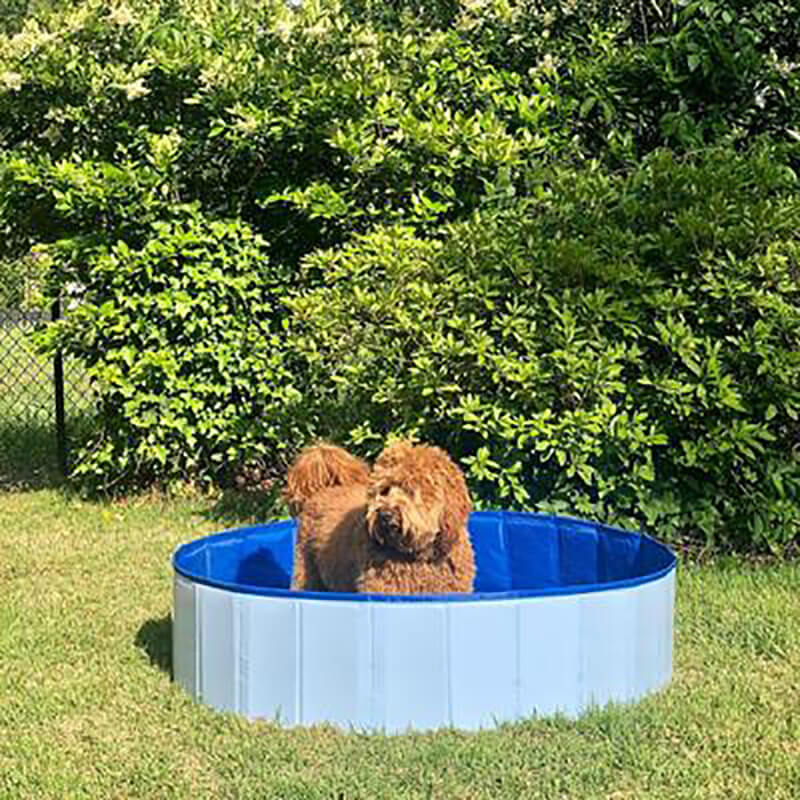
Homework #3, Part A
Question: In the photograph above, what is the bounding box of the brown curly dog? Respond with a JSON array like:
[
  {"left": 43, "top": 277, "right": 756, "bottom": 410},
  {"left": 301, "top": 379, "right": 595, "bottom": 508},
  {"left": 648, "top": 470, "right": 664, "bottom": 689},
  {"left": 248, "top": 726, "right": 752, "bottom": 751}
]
[{"left": 284, "top": 441, "right": 475, "bottom": 594}]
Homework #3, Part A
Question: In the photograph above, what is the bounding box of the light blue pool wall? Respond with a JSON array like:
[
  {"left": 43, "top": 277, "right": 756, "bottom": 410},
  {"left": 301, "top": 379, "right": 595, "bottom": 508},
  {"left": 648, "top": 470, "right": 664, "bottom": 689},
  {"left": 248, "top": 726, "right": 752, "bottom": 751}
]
[{"left": 172, "top": 511, "right": 676, "bottom": 732}]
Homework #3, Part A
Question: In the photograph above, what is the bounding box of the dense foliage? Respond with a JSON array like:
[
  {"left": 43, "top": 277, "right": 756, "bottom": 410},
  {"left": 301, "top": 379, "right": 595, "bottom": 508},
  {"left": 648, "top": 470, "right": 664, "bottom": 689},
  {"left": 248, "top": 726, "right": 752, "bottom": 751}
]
[
  {"left": 1, "top": 0, "right": 798, "bottom": 550},
  {"left": 36, "top": 210, "right": 302, "bottom": 488},
  {"left": 289, "top": 147, "right": 800, "bottom": 549}
]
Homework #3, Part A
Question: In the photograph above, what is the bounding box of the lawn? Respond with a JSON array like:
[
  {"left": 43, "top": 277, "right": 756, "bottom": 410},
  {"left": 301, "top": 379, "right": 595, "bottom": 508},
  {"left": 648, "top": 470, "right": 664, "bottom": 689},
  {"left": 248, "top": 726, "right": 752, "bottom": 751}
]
[
  {"left": 0, "top": 487, "right": 798, "bottom": 799},
  {"left": 0, "top": 315, "right": 93, "bottom": 490}
]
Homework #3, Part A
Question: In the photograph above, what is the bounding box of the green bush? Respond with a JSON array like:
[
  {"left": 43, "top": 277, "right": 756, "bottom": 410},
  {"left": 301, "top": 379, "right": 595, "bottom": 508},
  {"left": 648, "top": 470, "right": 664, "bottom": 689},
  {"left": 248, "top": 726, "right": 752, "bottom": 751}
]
[
  {"left": 2, "top": 1, "right": 800, "bottom": 551},
  {"left": 0, "top": 0, "right": 568, "bottom": 267},
  {"left": 286, "top": 145, "right": 800, "bottom": 552},
  {"left": 454, "top": 0, "right": 800, "bottom": 160},
  {"left": 37, "top": 210, "right": 303, "bottom": 490},
  {"left": 4, "top": 1, "right": 800, "bottom": 267},
  {"left": 0, "top": 253, "right": 46, "bottom": 309}
]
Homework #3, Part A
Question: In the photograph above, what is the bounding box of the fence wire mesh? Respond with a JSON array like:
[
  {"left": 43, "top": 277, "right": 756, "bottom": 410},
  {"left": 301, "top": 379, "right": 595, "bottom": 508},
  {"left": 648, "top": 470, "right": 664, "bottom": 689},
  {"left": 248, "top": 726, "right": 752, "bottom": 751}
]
[
  {"left": 0, "top": 302, "right": 93, "bottom": 487},
  {"left": 0, "top": 308, "right": 53, "bottom": 424}
]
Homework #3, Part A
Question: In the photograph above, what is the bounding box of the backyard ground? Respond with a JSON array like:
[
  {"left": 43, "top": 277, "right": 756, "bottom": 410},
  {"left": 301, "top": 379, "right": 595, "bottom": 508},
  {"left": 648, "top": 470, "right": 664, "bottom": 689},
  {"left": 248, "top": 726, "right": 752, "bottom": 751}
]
[
  {"left": 0, "top": 486, "right": 798, "bottom": 799},
  {"left": 0, "top": 310, "right": 91, "bottom": 491}
]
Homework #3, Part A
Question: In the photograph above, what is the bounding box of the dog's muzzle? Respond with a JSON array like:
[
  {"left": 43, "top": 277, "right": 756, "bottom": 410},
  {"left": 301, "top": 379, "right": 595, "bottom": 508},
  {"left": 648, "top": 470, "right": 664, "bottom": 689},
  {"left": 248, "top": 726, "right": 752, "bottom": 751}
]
[
  {"left": 374, "top": 508, "right": 415, "bottom": 553},
  {"left": 377, "top": 510, "right": 395, "bottom": 527}
]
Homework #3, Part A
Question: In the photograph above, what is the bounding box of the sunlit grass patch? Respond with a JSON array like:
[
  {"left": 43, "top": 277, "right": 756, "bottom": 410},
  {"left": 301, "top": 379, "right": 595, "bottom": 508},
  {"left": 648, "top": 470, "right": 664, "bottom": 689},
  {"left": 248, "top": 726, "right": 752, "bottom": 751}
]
[{"left": 0, "top": 489, "right": 798, "bottom": 799}]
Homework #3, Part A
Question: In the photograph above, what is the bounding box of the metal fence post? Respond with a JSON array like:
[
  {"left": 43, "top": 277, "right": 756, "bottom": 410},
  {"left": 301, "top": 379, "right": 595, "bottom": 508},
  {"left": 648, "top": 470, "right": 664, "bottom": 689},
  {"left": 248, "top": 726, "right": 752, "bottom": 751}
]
[{"left": 52, "top": 299, "right": 67, "bottom": 476}]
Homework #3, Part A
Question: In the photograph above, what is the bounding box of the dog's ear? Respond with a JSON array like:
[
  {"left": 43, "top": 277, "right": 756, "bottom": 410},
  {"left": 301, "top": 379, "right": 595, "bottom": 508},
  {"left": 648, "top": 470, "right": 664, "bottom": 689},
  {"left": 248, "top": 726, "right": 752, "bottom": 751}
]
[
  {"left": 426, "top": 449, "right": 473, "bottom": 560},
  {"left": 365, "top": 507, "right": 388, "bottom": 549},
  {"left": 434, "top": 491, "right": 471, "bottom": 560}
]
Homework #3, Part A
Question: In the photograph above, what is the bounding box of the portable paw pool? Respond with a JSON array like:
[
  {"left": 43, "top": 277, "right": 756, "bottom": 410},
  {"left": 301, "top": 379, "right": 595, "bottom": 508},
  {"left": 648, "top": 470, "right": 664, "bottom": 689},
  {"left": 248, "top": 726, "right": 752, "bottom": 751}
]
[{"left": 172, "top": 511, "right": 676, "bottom": 732}]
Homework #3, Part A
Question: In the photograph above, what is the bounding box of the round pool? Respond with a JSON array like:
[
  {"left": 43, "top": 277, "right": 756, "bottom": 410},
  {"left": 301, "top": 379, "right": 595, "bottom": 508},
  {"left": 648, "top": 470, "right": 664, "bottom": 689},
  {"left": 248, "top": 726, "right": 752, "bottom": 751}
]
[{"left": 172, "top": 511, "right": 676, "bottom": 732}]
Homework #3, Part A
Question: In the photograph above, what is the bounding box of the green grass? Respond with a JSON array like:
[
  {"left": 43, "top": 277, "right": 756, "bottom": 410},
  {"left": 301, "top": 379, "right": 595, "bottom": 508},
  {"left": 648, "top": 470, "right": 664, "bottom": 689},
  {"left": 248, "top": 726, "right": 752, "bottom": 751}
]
[
  {"left": 1, "top": 489, "right": 798, "bottom": 800},
  {"left": 0, "top": 419, "right": 60, "bottom": 489},
  {"left": 0, "top": 316, "right": 94, "bottom": 488}
]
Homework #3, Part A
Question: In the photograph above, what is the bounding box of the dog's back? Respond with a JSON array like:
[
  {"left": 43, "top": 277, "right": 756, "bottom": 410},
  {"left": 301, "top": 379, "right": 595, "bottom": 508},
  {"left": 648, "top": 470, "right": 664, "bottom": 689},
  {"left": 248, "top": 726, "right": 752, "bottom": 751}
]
[{"left": 284, "top": 442, "right": 369, "bottom": 517}]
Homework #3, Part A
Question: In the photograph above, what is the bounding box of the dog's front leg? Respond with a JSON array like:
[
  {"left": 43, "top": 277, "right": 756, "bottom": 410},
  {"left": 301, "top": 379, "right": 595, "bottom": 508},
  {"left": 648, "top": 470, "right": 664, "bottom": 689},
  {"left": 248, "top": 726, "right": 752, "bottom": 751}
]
[{"left": 291, "top": 543, "right": 326, "bottom": 591}]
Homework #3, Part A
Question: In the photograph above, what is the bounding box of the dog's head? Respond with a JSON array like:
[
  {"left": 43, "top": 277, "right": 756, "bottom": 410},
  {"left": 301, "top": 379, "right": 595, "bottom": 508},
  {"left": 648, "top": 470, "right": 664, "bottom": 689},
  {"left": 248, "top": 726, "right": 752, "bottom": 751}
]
[{"left": 365, "top": 441, "right": 472, "bottom": 560}]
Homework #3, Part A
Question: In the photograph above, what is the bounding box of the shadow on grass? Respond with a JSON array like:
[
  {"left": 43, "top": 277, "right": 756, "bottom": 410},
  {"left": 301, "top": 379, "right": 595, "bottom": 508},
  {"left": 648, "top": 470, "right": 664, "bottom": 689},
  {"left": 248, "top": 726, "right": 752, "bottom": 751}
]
[
  {"left": 0, "top": 418, "right": 63, "bottom": 491},
  {"left": 135, "top": 614, "right": 173, "bottom": 677},
  {"left": 201, "top": 482, "right": 286, "bottom": 528}
]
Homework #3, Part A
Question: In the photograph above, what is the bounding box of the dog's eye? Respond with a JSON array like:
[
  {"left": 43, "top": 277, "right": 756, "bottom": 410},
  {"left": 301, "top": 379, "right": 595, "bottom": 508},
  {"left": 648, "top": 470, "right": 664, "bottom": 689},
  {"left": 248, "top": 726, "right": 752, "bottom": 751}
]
[{"left": 379, "top": 486, "right": 390, "bottom": 496}]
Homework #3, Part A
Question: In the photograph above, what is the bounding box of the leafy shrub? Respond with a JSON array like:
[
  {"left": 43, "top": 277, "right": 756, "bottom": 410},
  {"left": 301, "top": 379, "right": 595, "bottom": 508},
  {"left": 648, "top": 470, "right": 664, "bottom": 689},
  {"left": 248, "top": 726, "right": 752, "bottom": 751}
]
[
  {"left": 4, "top": 0, "right": 800, "bottom": 269},
  {"left": 0, "top": 0, "right": 568, "bottom": 268},
  {"left": 2, "top": 1, "right": 799, "bottom": 552},
  {"left": 0, "top": 252, "right": 46, "bottom": 310},
  {"left": 286, "top": 144, "right": 800, "bottom": 551},
  {"left": 37, "top": 210, "right": 303, "bottom": 490},
  {"left": 454, "top": 0, "right": 800, "bottom": 160}
]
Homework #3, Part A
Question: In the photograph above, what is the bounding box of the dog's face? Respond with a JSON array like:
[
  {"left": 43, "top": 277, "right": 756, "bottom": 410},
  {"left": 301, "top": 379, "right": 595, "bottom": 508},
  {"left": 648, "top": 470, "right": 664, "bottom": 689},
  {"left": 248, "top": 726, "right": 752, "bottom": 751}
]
[
  {"left": 367, "top": 476, "right": 445, "bottom": 557},
  {"left": 365, "top": 442, "right": 471, "bottom": 560}
]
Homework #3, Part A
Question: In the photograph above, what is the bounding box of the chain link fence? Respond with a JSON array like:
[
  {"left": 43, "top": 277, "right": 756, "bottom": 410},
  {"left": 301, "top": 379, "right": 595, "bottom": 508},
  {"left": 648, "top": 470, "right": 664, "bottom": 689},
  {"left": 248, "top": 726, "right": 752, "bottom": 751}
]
[{"left": 0, "top": 291, "right": 94, "bottom": 488}]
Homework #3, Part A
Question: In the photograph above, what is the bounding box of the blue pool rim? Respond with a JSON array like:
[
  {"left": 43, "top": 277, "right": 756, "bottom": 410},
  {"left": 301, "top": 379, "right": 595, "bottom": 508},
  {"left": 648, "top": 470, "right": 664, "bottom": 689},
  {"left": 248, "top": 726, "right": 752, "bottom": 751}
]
[{"left": 172, "top": 510, "right": 677, "bottom": 603}]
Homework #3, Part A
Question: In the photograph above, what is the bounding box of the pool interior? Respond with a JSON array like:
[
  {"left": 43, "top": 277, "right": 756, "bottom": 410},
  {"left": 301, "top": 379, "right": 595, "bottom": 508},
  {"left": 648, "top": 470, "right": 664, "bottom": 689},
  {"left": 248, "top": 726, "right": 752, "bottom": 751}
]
[{"left": 174, "top": 511, "right": 676, "bottom": 598}]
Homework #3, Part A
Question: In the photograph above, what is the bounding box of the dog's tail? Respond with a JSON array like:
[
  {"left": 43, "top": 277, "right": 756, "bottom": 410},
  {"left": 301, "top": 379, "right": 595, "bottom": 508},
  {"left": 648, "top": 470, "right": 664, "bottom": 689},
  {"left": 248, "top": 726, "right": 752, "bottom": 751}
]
[{"left": 284, "top": 442, "right": 370, "bottom": 516}]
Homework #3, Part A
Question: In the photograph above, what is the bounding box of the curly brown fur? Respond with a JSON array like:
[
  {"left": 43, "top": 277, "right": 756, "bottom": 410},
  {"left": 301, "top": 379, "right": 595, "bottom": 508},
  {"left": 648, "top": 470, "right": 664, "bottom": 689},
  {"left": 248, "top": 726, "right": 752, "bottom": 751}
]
[
  {"left": 283, "top": 442, "right": 370, "bottom": 517},
  {"left": 290, "top": 441, "right": 475, "bottom": 595}
]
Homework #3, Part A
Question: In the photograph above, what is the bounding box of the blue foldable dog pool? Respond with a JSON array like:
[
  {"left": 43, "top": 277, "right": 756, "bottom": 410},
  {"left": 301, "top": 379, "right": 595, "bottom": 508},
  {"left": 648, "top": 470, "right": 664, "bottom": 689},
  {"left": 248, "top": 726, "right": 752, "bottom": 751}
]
[{"left": 172, "top": 511, "right": 676, "bottom": 732}]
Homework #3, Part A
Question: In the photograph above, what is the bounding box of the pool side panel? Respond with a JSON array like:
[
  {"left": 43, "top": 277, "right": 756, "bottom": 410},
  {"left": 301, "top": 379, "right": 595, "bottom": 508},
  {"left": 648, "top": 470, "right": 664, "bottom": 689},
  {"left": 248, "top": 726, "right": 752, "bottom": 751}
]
[
  {"left": 579, "top": 584, "right": 636, "bottom": 709},
  {"left": 448, "top": 600, "right": 518, "bottom": 730},
  {"left": 518, "top": 593, "right": 583, "bottom": 718},
  {"left": 298, "top": 599, "right": 373, "bottom": 728},
  {"left": 171, "top": 514, "right": 676, "bottom": 732},
  {"left": 635, "top": 568, "right": 671, "bottom": 699},
  {"left": 172, "top": 575, "right": 197, "bottom": 696},
  {"left": 240, "top": 596, "right": 299, "bottom": 724},
  {"left": 662, "top": 569, "right": 676, "bottom": 689},
  {"left": 371, "top": 603, "right": 450, "bottom": 733},
  {"left": 199, "top": 585, "right": 236, "bottom": 712}
]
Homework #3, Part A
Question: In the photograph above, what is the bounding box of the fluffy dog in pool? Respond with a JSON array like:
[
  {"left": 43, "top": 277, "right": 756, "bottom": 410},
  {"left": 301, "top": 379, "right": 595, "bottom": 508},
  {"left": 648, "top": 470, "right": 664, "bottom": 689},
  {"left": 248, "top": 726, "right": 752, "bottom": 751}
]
[{"left": 284, "top": 441, "right": 475, "bottom": 594}]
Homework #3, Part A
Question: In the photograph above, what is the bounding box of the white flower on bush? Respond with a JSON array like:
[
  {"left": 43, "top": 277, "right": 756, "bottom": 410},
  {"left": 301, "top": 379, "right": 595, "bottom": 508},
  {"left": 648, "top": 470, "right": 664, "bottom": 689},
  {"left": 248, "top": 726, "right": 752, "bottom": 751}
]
[
  {"left": 43, "top": 124, "right": 61, "bottom": 145},
  {"left": 354, "top": 29, "right": 378, "bottom": 48},
  {"left": 232, "top": 109, "right": 260, "bottom": 136},
  {"left": 306, "top": 19, "right": 333, "bottom": 39},
  {"left": 65, "top": 281, "right": 84, "bottom": 312},
  {"left": 124, "top": 77, "right": 150, "bottom": 101},
  {"left": 535, "top": 54, "right": 557, "bottom": 75},
  {"left": 108, "top": 3, "right": 136, "bottom": 26},
  {"left": 147, "top": 131, "right": 182, "bottom": 171},
  {"left": 458, "top": 0, "right": 514, "bottom": 29},
  {"left": 273, "top": 19, "right": 295, "bottom": 41},
  {"left": 1, "top": 71, "right": 23, "bottom": 92},
  {"left": 461, "top": 0, "right": 492, "bottom": 13},
  {"left": 767, "top": 48, "right": 796, "bottom": 78},
  {"left": 5, "top": 22, "right": 57, "bottom": 62}
]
